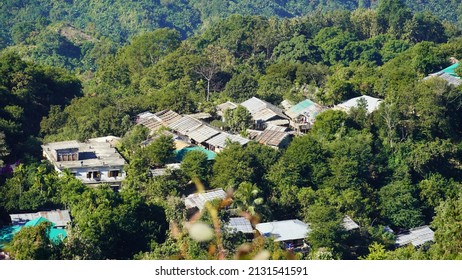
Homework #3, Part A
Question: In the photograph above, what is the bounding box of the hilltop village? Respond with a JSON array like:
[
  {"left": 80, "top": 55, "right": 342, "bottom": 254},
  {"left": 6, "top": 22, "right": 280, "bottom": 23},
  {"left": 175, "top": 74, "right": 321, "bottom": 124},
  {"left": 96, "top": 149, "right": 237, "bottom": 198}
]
[{"left": 2, "top": 1, "right": 462, "bottom": 260}]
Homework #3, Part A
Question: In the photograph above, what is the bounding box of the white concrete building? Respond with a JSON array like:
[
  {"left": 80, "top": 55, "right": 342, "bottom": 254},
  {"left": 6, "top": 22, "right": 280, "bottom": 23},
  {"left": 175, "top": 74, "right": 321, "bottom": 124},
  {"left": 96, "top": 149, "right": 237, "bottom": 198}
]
[{"left": 42, "top": 136, "right": 126, "bottom": 187}]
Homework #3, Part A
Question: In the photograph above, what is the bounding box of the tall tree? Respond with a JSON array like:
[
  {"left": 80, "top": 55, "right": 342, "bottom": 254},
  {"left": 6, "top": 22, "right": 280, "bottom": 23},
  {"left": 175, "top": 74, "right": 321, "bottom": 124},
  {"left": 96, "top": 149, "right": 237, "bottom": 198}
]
[
  {"left": 194, "top": 45, "right": 233, "bottom": 101},
  {"left": 224, "top": 105, "right": 252, "bottom": 134},
  {"left": 232, "top": 181, "right": 264, "bottom": 216},
  {"left": 379, "top": 180, "right": 424, "bottom": 228},
  {"left": 181, "top": 150, "right": 210, "bottom": 182},
  {"left": 377, "top": 0, "right": 412, "bottom": 37},
  {"left": 145, "top": 135, "right": 175, "bottom": 167},
  {"left": 0, "top": 131, "right": 9, "bottom": 165},
  {"left": 7, "top": 222, "right": 58, "bottom": 260},
  {"left": 430, "top": 194, "right": 462, "bottom": 259}
]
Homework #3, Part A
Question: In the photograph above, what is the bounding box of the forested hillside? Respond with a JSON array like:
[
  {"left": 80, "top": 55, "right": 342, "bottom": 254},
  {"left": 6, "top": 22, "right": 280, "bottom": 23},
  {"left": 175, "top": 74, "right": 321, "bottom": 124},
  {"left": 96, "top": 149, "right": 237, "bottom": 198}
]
[
  {"left": 1, "top": 0, "right": 462, "bottom": 71},
  {"left": 2, "top": 0, "right": 462, "bottom": 260}
]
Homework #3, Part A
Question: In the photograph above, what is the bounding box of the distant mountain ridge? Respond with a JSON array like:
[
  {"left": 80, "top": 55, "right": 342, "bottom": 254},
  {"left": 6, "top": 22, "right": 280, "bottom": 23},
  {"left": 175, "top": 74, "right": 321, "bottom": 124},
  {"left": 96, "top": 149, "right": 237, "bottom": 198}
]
[{"left": 1, "top": 0, "right": 461, "bottom": 48}]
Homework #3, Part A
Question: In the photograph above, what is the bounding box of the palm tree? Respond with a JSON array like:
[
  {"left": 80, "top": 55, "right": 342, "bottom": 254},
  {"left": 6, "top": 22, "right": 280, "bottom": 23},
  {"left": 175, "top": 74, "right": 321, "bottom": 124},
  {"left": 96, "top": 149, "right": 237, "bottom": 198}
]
[{"left": 232, "top": 182, "right": 263, "bottom": 216}]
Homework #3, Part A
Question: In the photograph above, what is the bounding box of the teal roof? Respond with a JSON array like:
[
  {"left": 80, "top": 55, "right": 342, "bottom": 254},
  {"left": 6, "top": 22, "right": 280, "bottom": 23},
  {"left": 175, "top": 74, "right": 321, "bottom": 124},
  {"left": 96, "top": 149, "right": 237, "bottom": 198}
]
[
  {"left": 49, "top": 228, "right": 67, "bottom": 244},
  {"left": 289, "top": 99, "right": 316, "bottom": 115},
  {"left": 0, "top": 225, "right": 21, "bottom": 249},
  {"left": 286, "top": 99, "right": 325, "bottom": 120},
  {"left": 0, "top": 217, "right": 67, "bottom": 249},
  {"left": 175, "top": 146, "right": 217, "bottom": 161},
  {"left": 441, "top": 62, "right": 460, "bottom": 77}
]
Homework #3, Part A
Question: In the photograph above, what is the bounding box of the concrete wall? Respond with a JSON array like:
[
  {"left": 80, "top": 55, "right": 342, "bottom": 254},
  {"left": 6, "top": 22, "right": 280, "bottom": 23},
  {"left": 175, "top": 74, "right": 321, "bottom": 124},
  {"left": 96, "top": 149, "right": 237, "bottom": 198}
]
[{"left": 63, "top": 166, "right": 126, "bottom": 186}]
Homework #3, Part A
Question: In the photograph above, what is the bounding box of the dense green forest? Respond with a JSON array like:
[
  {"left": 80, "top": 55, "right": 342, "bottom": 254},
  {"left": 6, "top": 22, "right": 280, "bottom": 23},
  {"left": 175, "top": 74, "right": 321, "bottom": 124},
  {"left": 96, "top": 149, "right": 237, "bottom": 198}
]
[
  {"left": 2, "top": 0, "right": 462, "bottom": 260},
  {"left": 1, "top": 0, "right": 462, "bottom": 71}
]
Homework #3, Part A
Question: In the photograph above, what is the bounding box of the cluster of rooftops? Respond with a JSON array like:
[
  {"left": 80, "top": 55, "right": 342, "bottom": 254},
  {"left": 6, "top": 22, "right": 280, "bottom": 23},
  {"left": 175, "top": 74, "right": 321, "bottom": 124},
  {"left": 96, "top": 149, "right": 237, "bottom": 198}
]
[
  {"left": 39, "top": 94, "right": 383, "bottom": 187},
  {"left": 137, "top": 95, "right": 384, "bottom": 151},
  {"left": 0, "top": 191, "right": 435, "bottom": 252},
  {"left": 38, "top": 59, "right": 461, "bottom": 189},
  {"left": 33, "top": 91, "right": 446, "bottom": 253},
  {"left": 1, "top": 187, "right": 431, "bottom": 253},
  {"left": 184, "top": 188, "right": 434, "bottom": 251},
  {"left": 3, "top": 61, "right": 460, "bottom": 257}
]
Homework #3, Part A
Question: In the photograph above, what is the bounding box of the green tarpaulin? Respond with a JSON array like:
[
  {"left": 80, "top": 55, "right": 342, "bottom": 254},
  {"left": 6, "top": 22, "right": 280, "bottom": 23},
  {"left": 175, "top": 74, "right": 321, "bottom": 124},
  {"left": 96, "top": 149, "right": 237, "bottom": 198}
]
[
  {"left": 0, "top": 217, "right": 67, "bottom": 249},
  {"left": 175, "top": 146, "right": 217, "bottom": 161},
  {"left": 441, "top": 62, "right": 460, "bottom": 77}
]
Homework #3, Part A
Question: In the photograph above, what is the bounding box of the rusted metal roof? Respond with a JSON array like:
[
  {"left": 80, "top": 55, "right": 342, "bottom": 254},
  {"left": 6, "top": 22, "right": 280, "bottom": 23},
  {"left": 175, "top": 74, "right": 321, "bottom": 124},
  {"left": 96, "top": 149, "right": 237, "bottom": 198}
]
[
  {"left": 137, "top": 110, "right": 181, "bottom": 134},
  {"left": 155, "top": 109, "right": 182, "bottom": 125},
  {"left": 10, "top": 210, "right": 71, "bottom": 228},
  {"left": 255, "top": 129, "right": 289, "bottom": 147},
  {"left": 138, "top": 117, "right": 163, "bottom": 133},
  {"left": 247, "top": 129, "right": 263, "bottom": 140}
]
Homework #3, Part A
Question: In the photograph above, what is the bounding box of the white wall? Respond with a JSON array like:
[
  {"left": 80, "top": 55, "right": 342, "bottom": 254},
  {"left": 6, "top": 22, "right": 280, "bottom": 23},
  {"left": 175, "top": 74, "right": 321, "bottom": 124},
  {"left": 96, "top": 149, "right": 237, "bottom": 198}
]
[{"left": 61, "top": 166, "right": 126, "bottom": 186}]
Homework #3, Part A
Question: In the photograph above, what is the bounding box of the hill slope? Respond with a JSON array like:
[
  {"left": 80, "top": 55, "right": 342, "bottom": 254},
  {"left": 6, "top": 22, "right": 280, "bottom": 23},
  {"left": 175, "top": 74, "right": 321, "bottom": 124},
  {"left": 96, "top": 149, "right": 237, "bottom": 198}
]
[{"left": 1, "top": 1, "right": 461, "bottom": 48}]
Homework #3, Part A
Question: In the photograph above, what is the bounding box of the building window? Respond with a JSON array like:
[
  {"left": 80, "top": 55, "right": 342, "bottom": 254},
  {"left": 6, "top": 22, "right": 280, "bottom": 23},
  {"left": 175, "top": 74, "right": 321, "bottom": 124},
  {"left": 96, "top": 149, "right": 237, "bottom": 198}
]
[
  {"left": 87, "top": 171, "right": 101, "bottom": 180},
  {"left": 109, "top": 170, "right": 120, "bottom": 177}
]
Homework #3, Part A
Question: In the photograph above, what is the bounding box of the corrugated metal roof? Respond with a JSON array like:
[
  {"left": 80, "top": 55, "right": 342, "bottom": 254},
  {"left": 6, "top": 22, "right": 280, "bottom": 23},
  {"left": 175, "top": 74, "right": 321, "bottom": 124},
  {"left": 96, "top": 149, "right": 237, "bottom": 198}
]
[
  {"left": 256, "top": 219, "right": 311, "bottom": 242},
  {"left": 265, "top": 119, "right": 290, "bottom": 127},
  {"left": 205, "top": 132, "right": 250, "bottom": 148},
  {"left": 216, "top": 101, "right": 238, "bottom": 115},
  {"left": 138, "top": 117, "right": 163, "bottom": 133},
  {"left": 184, "top": 188, "right": 227, "bottom": 210},
  {"left": 227, "top": 217, "right": 254, "bottom": 234},
  {"left": 336, "top": 95, "right": 383, "bottom": 114},
  {"left": 436, "top": 73, "right": 462, "bottom": 86},
  {"left": 266, "top": 124, "right": 289, "bottom": 132},
  {"left": 186, "top": 112, "right": 212, "bottom": 120},
  {"left": 342, "top": 215, "right": 360, "bottom": 231},
  {"left": 241, "top": 97, "right": 287, "bottom": 121},
  {"left": 155, "top": 110, "right": 182, "bottom": 125},
  {"left": 168, "top": 116, "right": 202, "bottom": 135},
  {"left": 252, "top": 108, "right": 280, "bottom": 122},
  {"left": 255, "top": 129, "right": 289, "bottom": 147},
  {"left": 247, "top": 129, "right": 263, "bottom": 140},
  {"left": 396, "top": 226, "right": 434, "bottom": 247},
  {"left": 281, "top": 99, "right": 294, "bottom": 110},
  {"left": 137, "top": 111, "right": 156, "bottom": 121},
  {"left": 241, "top": 97, "right": 272, "bottom": 114},
  {"left": 10, "top": 210, "right": 71, "bottom": 228},
  {"left": 138, "top": 110, "right": 181, "bottom": 134},
  {"left": 186, "top": 125, "right": 220, "bottom": 143}
]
